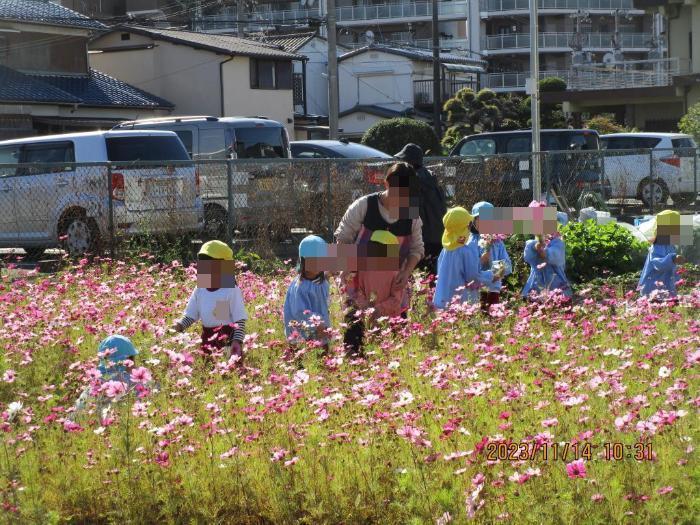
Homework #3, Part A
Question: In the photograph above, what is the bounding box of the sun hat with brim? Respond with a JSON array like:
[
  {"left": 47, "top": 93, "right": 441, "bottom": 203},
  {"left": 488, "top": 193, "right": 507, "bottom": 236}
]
[
  {"left": 370, "top": 230, "right": 399, "bottom": 245},
  {"left": 652, "top": 209, "right": 681, "bottom": 237},
  {"left": 471, "top": 201, "right": 494, "bottom": 218},
  {"left": 394, "top": 143, "right": 424, "bottom": 165},
  {"left": 442, "top": 207, "right": 474, "bottom": 251},
  {"left": 299, "top": 235, "right": 328, "bottom": 258},
  {"left": 198, "top": 240, "right": 233, "bottom": 260}
]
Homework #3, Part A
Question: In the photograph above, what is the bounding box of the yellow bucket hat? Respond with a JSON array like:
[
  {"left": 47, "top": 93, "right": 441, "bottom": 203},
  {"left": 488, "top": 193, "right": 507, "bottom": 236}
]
[
  {"left": 442, "top": 207, "right": 473, "bottom": 251},
  {"left": 198, "top": 240, "right": 233, "bottom": 260},
  {"left": 370, "top": 230, "right": 399, "bottom": 245},
  {"left": 653, "top": 209, "right": 681, "bottom": 237}
]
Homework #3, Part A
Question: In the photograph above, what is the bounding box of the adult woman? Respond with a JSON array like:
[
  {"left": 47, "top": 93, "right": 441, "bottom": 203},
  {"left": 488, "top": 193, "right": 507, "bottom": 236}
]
[{"left": 334, "top": 162, "right": 425, "bottom": 355}]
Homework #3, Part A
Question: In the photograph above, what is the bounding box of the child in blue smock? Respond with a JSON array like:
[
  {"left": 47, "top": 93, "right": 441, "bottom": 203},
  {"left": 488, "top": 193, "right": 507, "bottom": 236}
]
[
  {"left": 638, "top": 210, "right": 684, "bottom": 299},
  {"left": 522, "top": 209, "right": 572, "bottom": 300},
  {"left": 470, "top": 201, "right": 512, "bottom": 311},
  {"left": 283, "top": 235, "right": 331, "bottom": 355},
  {"left": 433, "top": 207, "right": 503, "bottom": 309}
]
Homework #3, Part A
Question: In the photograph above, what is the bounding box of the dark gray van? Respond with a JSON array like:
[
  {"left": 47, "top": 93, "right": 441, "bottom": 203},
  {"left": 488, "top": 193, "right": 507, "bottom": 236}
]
[{"left": 450, "top": 129, "right": 607, "bottom": 204}]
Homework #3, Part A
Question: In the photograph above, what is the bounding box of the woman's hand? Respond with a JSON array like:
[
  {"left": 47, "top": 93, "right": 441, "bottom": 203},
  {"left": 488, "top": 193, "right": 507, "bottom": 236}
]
[{"left": 480, "top": 251, "right": 491, "bottom": 265}]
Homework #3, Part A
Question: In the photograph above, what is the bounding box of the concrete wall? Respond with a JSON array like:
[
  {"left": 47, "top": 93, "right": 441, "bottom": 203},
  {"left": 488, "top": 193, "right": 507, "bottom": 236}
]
[
  {"left": 297, "top": 38, "right": 334, "bottom": 116},
  {"left": 221, "top": 57, "right": 294, "bottom": 135}
]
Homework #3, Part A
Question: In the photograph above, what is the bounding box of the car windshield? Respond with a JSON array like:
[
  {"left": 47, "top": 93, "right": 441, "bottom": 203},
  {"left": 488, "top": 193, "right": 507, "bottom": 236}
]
[
  {"left": 331, "top": 143, "right": 392, "bottom": 158},
  {"left": 234, "top": 127, "right": 287, "bottom": 159},
  {"left": 106, "top": 136, "right": 190, "bottom": 162}
]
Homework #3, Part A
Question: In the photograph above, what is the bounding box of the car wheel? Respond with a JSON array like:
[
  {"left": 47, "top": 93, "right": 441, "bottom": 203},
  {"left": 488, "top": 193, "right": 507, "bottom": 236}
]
[
  {"left": 59, "top": 211, "right": 101, "bottom": 257},
  {"left": 21, "top": 247, "right": 46, "bottom": 260},
  {"left": 638, "top": 178, "right": 669, "bottom": 208},
  {"left": 203, "top": 205, "right": 228, "bottom": 240}
]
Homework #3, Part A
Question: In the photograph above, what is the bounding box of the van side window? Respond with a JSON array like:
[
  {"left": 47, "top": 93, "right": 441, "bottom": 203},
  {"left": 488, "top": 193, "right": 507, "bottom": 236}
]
[
  {"left": 174, "top": 130, "right": 194, "bottom": 156},
  {"left": 459, "top": 139, "right": 495, "bottom": 156},
  {"left": 506, "top": 136, "right": 530, "bottom": 153},
  {"left": 19, "top": 142, "right": 75, "bottom": 174},
  {"left": 0, "top": 145, "right": 19, "bottom": 177}
]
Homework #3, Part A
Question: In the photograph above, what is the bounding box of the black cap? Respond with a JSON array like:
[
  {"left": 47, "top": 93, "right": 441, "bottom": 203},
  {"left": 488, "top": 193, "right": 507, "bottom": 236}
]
[{"left": 394, "top": 143, "right": 423, "bottom": 165}]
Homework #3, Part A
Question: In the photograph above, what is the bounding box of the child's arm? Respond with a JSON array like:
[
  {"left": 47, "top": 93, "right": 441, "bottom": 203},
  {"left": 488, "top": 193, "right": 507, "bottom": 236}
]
[
  {"left": 544, "top": 239, "right": 566, "bottom": 267},
  {"left": 227, "top": 288, "right": 248, "bottom": 358},
  {"left": 523, "top": 240, "right": 541, "bottom": 267},
  {"left": 649, "top": 247, "right": 678, "bottom": 272},
  {"left": 494, "top": 242, "right": 512, "bottom": 277},
  {"left": 173, "top": 289, "right": 199, "bottom": 331}
]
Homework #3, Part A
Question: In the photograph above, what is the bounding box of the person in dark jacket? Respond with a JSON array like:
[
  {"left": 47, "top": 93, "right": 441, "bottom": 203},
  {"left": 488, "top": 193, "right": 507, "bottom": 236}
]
[{"left": 395, "top": 143, "right": 447, "bottom": 278}]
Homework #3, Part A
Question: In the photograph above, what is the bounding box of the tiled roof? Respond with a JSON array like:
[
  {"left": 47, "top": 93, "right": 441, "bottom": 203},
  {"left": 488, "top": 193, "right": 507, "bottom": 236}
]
[
  {"left": 339, "top": 105, "right": 414, "bottom": 119},
  {"left": 120, "top": 26, "right": 303, "bottom": 60},
  {"left": 339, "top": 44, "right": 486, "bottom": 68},
  {"left": 0, "top": 0, "right": 105, "bottom": 30},
  {"left": 0, "top": 66, "right": 173, "bottom": 108},
  {"left": 252, "top": 32, "right": 316, "bottom": 53}
]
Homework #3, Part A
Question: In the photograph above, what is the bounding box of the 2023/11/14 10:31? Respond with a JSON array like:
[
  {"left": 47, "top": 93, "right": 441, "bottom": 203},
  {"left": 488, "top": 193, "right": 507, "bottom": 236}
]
[{"left": 485, "top": 442, "right": 654, "bottom": 462}]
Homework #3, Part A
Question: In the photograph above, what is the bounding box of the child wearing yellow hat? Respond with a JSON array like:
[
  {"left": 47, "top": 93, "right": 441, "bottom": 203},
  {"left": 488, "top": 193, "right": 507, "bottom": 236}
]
[
  {"left": 433, "top": 207, "right": 503, "bottom": 309},
  {"left": 344, "top": 230, "right": 404, "bottom": 356},
  {"left": 173, "top": 240, "right": 248, "bottom": 360},
  {"left": 638, "top": 210, "right": 684, "bottom": 298}
]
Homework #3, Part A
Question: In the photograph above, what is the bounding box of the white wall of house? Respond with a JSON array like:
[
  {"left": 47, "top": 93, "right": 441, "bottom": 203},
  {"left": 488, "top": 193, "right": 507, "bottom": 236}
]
[
  {"left": 338, "top": 111, "right": 387, "bottom": 137},
  {"left": 221, "top": 57, "right": 294, "bottom": 134},
  {"left": 338, "top": 50, "right": 417, "bottom": 114},
  {"left": 90, "top": 32, "right": 295, "bottom": 133}
]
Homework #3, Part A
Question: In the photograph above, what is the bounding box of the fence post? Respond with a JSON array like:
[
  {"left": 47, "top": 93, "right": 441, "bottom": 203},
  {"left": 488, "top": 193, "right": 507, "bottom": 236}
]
[
  {"left": 599, "top": 149, "right": 605, "bottom": 200},
  {"left": 107, "top": 163, "right": 115, "bottom": 259},
  {"left": 649, "top": 148, "right": 655, "bottom": 214},
  {"left": 695, "top": 147, "right": 698, "bottom": 207},
  {"left": 326, "top": 160, "right": 333, "bottom": 241},
  {"left": 542, "top": 151, "right": 550, "bottom": 202},
  {"left": 226, "top": 160, "right": 234, "bottom": 246}
]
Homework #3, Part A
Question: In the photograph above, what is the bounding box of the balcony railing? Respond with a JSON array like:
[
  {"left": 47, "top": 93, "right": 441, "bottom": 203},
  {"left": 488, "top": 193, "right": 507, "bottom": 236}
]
[
  {"left": 484, "top": 32, "right": 655, "bottom": 51},
  {"left": 196, "top": 1, "right": 468, "bottom": 31},
  {"left": 479, "top": 0, "right": 639, "bottom": 13},
  {"left": 343, "top": 38, "right": 470, "bottom": 52},
  {"left": 481, "top": 58, "right": 683, "bottom": 90},
  {"left": 414, "top": 78, "right": 477, "bottom": 106}
]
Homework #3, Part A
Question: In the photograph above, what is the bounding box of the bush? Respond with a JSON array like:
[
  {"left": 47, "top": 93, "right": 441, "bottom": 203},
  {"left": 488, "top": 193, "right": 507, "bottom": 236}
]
[
  {"left": 678, "top": 101, "right": 700, "bottom": 143},
  {"left": 561, "top": 221, "right": 648, "bottom": 283},
  {"left": 361, "top": 118, "right": 441, "bottom": 156},
  {"left": 584, "top": 115, "right": 626, "bottom": 135},
  {"left": 539, "top": 77, "right": 567, "bottom": 92}
]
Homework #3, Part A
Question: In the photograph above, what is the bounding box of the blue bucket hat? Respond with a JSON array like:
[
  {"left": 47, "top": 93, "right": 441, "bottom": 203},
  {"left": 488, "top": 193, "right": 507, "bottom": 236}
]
[
  {"left": 557, "top": 211, "right": 569, "bottom": 226},
  {"left": 298, "top": 235, "right": 328, "bottom": 259},
  {"left": 98, "top": 335, "right": 138, "bottom": 362},
  {"left": 471, "top": 201, "right": 494, "bottom": 218}
]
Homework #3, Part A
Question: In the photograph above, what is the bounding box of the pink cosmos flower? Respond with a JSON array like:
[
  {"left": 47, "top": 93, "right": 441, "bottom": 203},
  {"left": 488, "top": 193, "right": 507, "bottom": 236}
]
[
  {"left": 566, "top": 459, "right": 587, "bottom": 479},
  {"left": 541, "top": 418, "right": 559, "bottom": 428},
  {"left": 101, "top": 380, "right": 127, "bottom": 399},
  {"left": 591, "top": 494, "right": 605, "bottom": 502},
  {"left": 657, "top": 486, "right": 673, "bottom": 495},
  {"left": 2, "top": 370, "right": 16, "bottom": 383},
  {"left": 129, "top": 367, "right": 152, "bottom": 384},
  {"left": 220, "top": 446, "right": 238, "bottom": 460}
]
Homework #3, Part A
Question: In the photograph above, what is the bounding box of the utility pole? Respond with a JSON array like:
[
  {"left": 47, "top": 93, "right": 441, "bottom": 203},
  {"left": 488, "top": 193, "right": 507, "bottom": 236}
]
[
  {"left": 432, "top": 0, "right": 441, "bottom": 140},
  {"left": 327, "top": 0, "right": 339, "bottom": 140},
  {"left": 528, "top": 0, "right": 541, "bottom": 201}
]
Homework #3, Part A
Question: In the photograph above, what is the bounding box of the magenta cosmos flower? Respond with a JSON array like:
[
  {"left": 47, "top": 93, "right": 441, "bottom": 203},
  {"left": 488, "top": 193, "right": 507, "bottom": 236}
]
[{"left": 566, "top": 459, "right": 587, "bottom": 479}]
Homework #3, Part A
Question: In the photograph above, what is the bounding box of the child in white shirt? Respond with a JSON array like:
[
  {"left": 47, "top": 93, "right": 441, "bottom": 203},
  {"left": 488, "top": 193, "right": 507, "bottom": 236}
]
[{"left": 173, "top": 240, "right": 248, "bottom": 361}]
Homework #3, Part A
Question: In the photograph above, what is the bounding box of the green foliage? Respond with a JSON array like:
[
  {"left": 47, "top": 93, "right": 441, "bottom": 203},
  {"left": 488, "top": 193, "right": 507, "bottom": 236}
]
[
  {"left": 361, "top": 118, "right": 440, "bottom": 156},
  {"left": 561, "top": 221, "right": 648, "bottom": 283},
  {"left": 678, "top": 101, "right": 700, "bottom": 143},
  {"left": 538, "top": 77, "right": 567, "bottom": 92},
  {"left": 585, "top": 115, "right": 627, "bottom": 135},
  {"left": 476, "top": 88, "right": 497, "bottom": 103}
]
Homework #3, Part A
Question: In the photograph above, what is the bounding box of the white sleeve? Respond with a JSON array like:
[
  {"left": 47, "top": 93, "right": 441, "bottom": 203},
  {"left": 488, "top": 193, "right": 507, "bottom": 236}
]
[
  {"left": 229, "top": 287, "right": 248, "bottom": 322},
  {"left": 334, "top": 196, "right": 368, "bottom": 244},
  {"left": 183, "top": 288, "right": 200, "bottom": 321}
]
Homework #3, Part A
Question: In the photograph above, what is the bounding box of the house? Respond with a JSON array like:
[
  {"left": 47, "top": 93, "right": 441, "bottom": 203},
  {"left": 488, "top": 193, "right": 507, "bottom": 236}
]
[
  {"left": 541, "top": 0, "right": 699, "bottom": 131},
  {"left": 337, "top": 44, "right": 485, "bottom": 139},
  {"left": 0, "top": 0, "right": 173, "bottom": 139},
  {"left": 90, "top": 26, "right": 303, "bottom": 135}
]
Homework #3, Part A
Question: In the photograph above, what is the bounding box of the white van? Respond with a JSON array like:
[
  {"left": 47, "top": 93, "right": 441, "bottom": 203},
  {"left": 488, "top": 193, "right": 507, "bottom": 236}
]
[
  {"left": 113, "top": 116, "right": 292, "bottom": 159},
  {"left": 114, "top": 116, "right": 291, "bottom": 237},
  {"left": 0, "top": 130, "right": 203, "bottom": 257}
]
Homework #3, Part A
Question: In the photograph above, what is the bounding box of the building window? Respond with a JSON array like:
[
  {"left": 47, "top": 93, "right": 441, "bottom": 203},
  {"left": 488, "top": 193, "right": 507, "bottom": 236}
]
[{"left": 250, "top": 59, "right": 293, "bottom": 90}]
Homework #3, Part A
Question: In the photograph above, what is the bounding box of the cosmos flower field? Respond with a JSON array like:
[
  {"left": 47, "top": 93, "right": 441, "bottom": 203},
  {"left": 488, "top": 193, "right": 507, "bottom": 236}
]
[{"left": 0, "top": 259, "right": 698, "bottom": 524}]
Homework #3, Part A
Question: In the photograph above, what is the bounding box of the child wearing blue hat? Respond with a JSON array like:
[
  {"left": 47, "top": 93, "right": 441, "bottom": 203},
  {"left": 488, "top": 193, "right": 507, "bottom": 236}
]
[
  {"left": 73, "top": 335, "right": 141, "bottom": 418},
  {"left": 469, "top": 201, "right": 512, "bottom": 311},
  {"left": 521, "top": 204, "right": 572, "bottom": 300},
  {"left": 283, "top": 235, "right": 331, "bottom": 356}
]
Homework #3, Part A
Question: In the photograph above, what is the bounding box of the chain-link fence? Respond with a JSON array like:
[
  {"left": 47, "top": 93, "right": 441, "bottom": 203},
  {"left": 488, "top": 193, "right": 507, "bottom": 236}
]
[{"left": 0, "top": 148, "right": 698, "bottom": 261}]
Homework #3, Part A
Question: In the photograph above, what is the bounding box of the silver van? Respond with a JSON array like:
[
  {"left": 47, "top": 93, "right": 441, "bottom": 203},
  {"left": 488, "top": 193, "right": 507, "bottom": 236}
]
[
  {"left": 114, "top": 116, "right": 291, "bottom": 237},
  {"left": 0, "top": 130, "right": 203, "bottom": 258}
]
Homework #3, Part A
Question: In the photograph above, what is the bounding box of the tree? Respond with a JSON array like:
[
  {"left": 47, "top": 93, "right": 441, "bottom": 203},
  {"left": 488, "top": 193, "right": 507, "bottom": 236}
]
[
  {"left": 539, "top": 77, "right": 567, "bottom": 92},
  {"left": 679, "top": 101, "right": 700, "bottom": 143},
  {"left": 584, "top": 114, "right": 637, "bottom": 135},
  {"left": 361, "top": 118, "right": 440, "bottom": 156}
]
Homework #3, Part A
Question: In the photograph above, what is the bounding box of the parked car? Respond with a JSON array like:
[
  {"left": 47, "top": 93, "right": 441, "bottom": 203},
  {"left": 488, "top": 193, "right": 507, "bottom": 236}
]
[
  {"left": 115, "top": 116, "right": 291, "bottom": 238},
  {"left": 290, "top": 140, "right": 391, "bottom": 160},
  {"left": 450, "top": 129, "right": 608, "bottom": 205},
  {"left": 0, "top": 130, "right": 203, "bottom": 258},
  {"left": 601, "top": 133, "right": 698, "bottom": 206}
]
